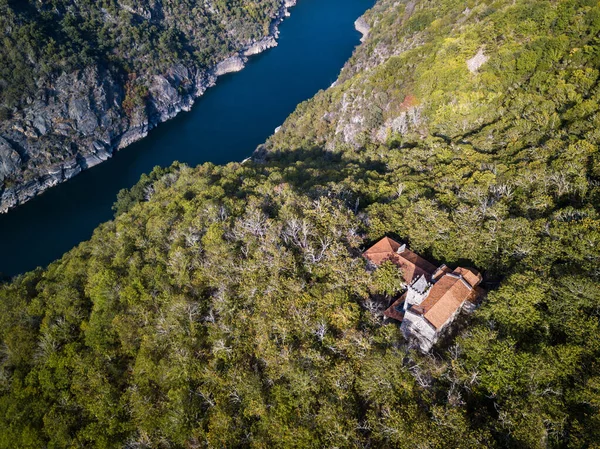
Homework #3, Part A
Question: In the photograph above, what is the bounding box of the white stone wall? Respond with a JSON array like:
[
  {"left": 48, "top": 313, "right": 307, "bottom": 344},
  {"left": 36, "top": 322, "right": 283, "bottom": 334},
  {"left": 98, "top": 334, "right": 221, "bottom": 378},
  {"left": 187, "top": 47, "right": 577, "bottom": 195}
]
[
  {"left": 401, "top": 311, "right": 437, "bottom": 352},
  {"left": 405, "top": 287, "right": 429, "bottom": 308},
  {"left": 463, "top": 300, "right": 477, "bottom": 313}
]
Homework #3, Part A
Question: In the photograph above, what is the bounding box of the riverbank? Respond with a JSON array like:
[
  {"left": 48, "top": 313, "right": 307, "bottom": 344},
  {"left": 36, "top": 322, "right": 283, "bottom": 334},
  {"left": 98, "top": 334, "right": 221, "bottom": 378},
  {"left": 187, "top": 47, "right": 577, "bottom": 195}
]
[
  {"left": 0, "top": 0, "right": 372, "bottom": 277},
  {"left": 0, "top": 0, "right": 296, "bottom": 214}
]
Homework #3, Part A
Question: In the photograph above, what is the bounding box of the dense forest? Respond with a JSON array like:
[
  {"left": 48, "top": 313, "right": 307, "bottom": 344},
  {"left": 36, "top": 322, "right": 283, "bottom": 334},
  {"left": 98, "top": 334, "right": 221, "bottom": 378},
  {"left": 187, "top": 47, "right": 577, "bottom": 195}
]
[{"left": 1, "top": 0, "right": 600, "bottom": 447}]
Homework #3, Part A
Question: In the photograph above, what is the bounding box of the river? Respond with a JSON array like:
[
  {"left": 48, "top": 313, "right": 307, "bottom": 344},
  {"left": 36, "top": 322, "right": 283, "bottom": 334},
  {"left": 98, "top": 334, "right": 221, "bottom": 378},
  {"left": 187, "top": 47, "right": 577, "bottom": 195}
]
[{"left": 0, "top": 0, "right": 373, "bottom": 278}]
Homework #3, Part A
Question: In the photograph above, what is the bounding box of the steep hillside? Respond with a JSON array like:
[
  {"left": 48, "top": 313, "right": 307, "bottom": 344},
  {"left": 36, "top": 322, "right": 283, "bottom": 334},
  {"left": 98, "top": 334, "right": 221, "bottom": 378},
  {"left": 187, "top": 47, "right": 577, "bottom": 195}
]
[
  {"left": 0, "top": 0, "right": 294, "bottom": 213},
  {"left": 1, "top": 0, "right": 599, "bottom": 447}
]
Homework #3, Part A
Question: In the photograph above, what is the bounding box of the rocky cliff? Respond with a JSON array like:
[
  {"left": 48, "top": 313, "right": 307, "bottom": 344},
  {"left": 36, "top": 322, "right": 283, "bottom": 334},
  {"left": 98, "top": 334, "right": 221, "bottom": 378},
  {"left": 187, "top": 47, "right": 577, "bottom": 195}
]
[
  {"left": 354, "top": 16, "right": 370, "bottom": 42},
  {"left": 0, "top": 0, "right": 296, "bottom": 213}
]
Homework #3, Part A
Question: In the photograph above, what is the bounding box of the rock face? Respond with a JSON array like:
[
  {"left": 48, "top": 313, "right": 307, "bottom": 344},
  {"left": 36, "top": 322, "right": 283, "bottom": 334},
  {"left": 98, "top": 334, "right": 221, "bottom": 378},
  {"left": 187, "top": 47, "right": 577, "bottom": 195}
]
[
  {"left": 354, "top": 16, "right": 371, "bottom": 42},
  {"left": 243, "top": 36, "right": 278, "bottom": 56},
  {"left": 467, "top": 48, "right": 489, "bottom": 73},
  {"left": 213, "top": 56, "right": 246, "bottom": 77},
  {"left": 0, "top": 0, "right": 296, "bottom": 214},
  {"left": 0, "top": 138, "right": 21, "bottom": 182},
  {"left": 284, "top": 0, "right": 297, "bottom": 14}
]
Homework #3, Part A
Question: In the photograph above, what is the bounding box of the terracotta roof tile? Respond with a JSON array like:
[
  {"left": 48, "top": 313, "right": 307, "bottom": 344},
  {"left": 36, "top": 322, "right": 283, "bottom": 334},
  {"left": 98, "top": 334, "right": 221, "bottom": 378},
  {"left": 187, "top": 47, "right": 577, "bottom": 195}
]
[
  {"left": 453, "top": 267, "right": 482, "bottom": 288},
  {"left": 384, "top": 292, "right": 406, "bottom": 322},
  {"left": 364, "top": 237, "right": 437, "bottom": 283},
  {"left": 432, "top": 264, "right": 452, "bottom": 281},
  {"left": 363, "top": 237, "right": 401, "bottom": 263},
  {"left": 415, "top": 274, "right": 474, "bottom": 329}
]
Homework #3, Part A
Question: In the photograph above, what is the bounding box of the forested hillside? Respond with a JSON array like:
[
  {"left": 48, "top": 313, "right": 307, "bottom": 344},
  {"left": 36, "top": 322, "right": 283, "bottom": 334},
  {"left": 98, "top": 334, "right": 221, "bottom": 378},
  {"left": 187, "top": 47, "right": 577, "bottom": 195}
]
[
  {"left": 0, "top": 0, "right": 290, "bottom": 212},
  {"left": 1, "top": 0, "right": 600, "bottom": 447}
]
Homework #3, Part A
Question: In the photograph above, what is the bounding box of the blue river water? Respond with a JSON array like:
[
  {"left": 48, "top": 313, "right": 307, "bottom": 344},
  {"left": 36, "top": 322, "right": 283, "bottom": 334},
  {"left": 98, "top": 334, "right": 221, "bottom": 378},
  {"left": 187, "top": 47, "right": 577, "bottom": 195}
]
[{"left": 0, "top": 0, "right": 373, "bottom": 277}]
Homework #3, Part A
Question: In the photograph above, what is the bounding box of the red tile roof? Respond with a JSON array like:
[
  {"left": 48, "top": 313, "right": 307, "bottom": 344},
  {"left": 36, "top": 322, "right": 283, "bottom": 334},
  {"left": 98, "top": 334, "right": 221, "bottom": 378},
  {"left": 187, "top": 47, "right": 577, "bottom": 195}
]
[
  {"left": 363, "top": 236, "right": 401, "bottom": 263},
  {"left": 453, "top": 267, "right": 482, "bottom": 288},
  {"left": 412, "top": 268, "right": 482, "bottom": 329},
  {"left": 432, "top": 264, "right": 452, "bottom": 281},
  {"left": 363, "top": 237, "right": 437, "bottom": 283},
  {"left": 383, "top": 292, "right": 406, "bottom": 322}
]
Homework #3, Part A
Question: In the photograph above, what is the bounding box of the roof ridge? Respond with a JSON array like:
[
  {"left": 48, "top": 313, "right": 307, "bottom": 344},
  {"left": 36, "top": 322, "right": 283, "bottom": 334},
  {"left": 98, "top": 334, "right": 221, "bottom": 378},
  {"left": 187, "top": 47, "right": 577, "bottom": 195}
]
[{"left": 459, "top": 277, "right": 473, "bottom": 290}]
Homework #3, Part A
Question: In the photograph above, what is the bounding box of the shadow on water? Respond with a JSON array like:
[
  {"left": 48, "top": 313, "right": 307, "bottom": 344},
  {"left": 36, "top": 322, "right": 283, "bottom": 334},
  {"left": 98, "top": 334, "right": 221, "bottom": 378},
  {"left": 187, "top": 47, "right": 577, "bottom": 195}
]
[{"left": 0, "top": 0, "right": 374, "bottom": 277}]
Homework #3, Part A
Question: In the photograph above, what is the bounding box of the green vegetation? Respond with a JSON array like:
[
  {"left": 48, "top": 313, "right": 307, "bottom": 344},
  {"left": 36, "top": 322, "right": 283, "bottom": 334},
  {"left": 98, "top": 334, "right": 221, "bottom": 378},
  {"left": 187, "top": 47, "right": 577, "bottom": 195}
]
[
  {"left": 1, "top": 0, "right": 600, "bottom": 447},
  {"left": 0, "top": 0, "right": 281, "bottom": 109}
]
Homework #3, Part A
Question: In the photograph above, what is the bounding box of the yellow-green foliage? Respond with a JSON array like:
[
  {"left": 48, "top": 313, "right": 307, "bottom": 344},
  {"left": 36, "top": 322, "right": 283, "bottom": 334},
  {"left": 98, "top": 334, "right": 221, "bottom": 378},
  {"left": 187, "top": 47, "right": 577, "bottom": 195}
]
[{"left": 1, "top": 0, "right": 600, "bottom": 447}]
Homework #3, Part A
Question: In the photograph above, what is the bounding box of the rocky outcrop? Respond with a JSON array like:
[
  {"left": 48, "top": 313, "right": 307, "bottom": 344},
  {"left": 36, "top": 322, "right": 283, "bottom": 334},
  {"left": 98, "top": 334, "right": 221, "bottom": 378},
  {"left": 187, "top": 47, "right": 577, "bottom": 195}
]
[
  {"left": 213, "top": 56, "right": 246, "bottom": 77},
  {"left": 354, "top": 16, "right": 370, "bottom": 42},
  {"left": 467, "top": 48, "right": 489, "bottom": 73},
  {"left": 0, "top": 0, "right": 297, "bottom": 214},
  {"left": 243, "top": 36, "right": 278, "bottom": 56},
  {"left": 0, "top": 137, "right": 21, "bottom": 182},
  {"left": 0, "top": 66, "right": 124, "bottom": 212}
]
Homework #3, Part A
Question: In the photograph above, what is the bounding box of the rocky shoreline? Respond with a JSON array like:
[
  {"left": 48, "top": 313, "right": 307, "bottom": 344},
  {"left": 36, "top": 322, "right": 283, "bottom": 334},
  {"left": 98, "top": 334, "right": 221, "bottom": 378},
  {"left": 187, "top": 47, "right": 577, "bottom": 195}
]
[{"left": 0, "top": 0, "right": 296, "bottom": 214}]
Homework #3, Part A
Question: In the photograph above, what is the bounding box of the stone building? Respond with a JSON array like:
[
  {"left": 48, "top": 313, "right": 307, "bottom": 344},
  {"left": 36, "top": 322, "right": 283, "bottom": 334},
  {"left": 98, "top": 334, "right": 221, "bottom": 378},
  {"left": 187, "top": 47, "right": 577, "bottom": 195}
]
[{"left": 364, "top": 237, "right": 483, "bottom": 352}]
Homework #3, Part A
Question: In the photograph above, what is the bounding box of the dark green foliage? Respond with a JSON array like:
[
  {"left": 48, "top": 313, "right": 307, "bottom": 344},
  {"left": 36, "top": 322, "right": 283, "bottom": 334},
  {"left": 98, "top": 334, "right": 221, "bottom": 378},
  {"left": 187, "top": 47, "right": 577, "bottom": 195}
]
[
  {"left": 1, "top": 0, "right": 600, "bottom": 447},
  {"left": 0, "top": 0, "right": 281, "bottom": 109},
  {"left": 372, "top": 260, "right": 404, "bottom": 296},
  {"left": 112, "top": 164, "right": 178, "bottom": 217}
]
